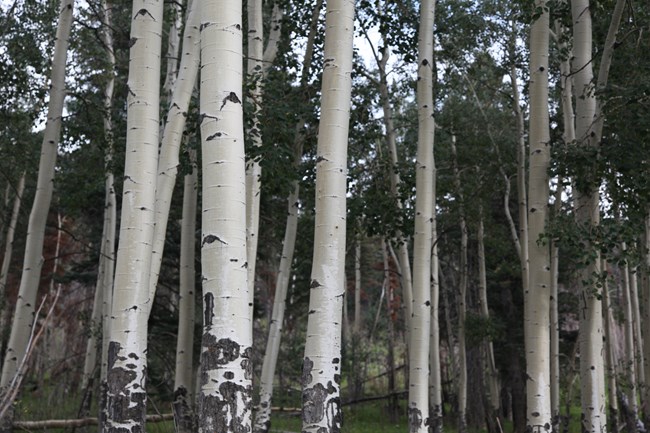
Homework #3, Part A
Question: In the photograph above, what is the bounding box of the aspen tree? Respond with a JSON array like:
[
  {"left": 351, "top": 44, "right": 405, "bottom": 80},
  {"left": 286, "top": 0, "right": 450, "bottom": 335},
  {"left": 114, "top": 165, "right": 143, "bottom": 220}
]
[
  {"left": 301, "top": 1, "right": 355, "bottom": 431},
  {"left": 525, "top": 0, "right": 552, "bottom": 429},
  {"left": 147, "top": 0, "right": 200, "bottom": 304},
  {"left": 173, "top": 149, "right": 198, "bottom": 433},
  {"left": 602, "top": 259, "right": 619, "bottom": 431},
  {"left": 571, "top": 0, "right": 607, "bottom": 428},
  {"left": 253, "top": 3, "right": 321, "bottom": 431},
  {"left": 245, "top": 0, "right": 263, "bottom": 315},
  {"left": 197, "top": 0, "right": 251, "bottom": 431},
  {"left": 429, "top": 215, "right": 443, "bottom": 433},
  {"left": 408, "top": 0, "right": 435, "bottom": 430},
  {"left": 0, "top": 172, "right": 26, "bottom": 364},
  {"left": 98, "top": 0, "right": 117, "bottom": 422},
  {"left": 0, "top": 0, "right": 74, "bottom": 412},
  {"left": 103, "top": 0, "right": 164, "bottom": 427}
]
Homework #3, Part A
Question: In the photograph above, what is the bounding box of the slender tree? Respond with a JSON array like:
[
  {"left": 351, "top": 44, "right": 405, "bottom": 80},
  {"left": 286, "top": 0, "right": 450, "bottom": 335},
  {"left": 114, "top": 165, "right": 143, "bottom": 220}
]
[
  {"left": 525, "top": 0, "right": 552, "bottom": 429},
  {"left": 103, "top": 0, "right": 164, "bottom": 427},
  {"left": 172, "top": 149, "right": 198, "bottom": 433},
  {"left": 301, "top": 1, "right": 355, "bottom": 431},
  {"left": 197, "top": 0, "right": 252, "bottom": 431},
  {"left": 408, "top": 1, "right": 435, "bottom": 430},
  {"left": 0, "top": 1, "right": 74, "bottom": 427}
]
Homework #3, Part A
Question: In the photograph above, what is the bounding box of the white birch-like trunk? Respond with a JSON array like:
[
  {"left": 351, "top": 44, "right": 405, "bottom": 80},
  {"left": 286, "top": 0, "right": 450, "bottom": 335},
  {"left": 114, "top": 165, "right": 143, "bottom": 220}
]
[
  {"left": 630, "top": 266, "right": 645, "bottom": 390},
  {"left": 0, "top": 0, "right": 74, "bottom": 401},
  {"left": 644, "top": 210, "right": 650, "bottom": 416},
  {"left": 253, "top": 4, "right": 320, "bottom": 431},
  {"left": 245, "top": 0, "right": 264, "bottom": 316},
  {"left": 162, "top": 0, "right": 182, "bottom": 98},
  {"left": 602, "top": 258, "right": 619, "bottom": 431},
  {"left": 98, "top": 0, "right": 117, "bottom": 423},
  {"left": 571, "top": 1, "right": 606, "bottom": 430},
  {"left": 147, "top": 0, "right": 200, "bottom": 305},
  {"left": 408, "top": 1, "right": 434, "bottom": 430},
  {"left": 525, "top": 0, "right": 552, "bottom": 429},
  {"left": 0, "top": 172, "right": 26, "bottom": 366},
  {"left": 478, "top": 208, "right": 500, "bottom": 418},
  {"left": 198, "top": 1, "right": 251, "bottom": 431},
  {"left": 301, "top": 2, "right": 354, "bottom": 432},
  {"left": 172, "top": 149, "right": 198, "bottom": 433},
  {"left": 429, "top": 215, "right": 442, "bottom": 433},
  {"left": 104, "top": 0, "right": 163, "bottom": 428}
]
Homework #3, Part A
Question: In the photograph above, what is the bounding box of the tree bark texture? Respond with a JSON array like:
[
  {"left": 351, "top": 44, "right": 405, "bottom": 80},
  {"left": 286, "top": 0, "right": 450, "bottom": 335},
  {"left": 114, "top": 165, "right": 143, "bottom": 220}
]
[
  {"left": 103, "top": 0, "right": 163, "bottom": 428},
  {"left": 301, "top": 1, "right": 355, "bottom": 432},
  {"left": 172, "top": 150, "right": 198, "bottom": 433},
  {"left": 409, "top": 1, "right": 435, "bottom": 430},
  {"left": 525, "top": 0, "right": 552, "bottom": 430},
  {"left": 198, "top": 1, "right": 252, "bottom": 432},
  {"left": 147, "top": 0, "right": 200, "bottom": 306}
]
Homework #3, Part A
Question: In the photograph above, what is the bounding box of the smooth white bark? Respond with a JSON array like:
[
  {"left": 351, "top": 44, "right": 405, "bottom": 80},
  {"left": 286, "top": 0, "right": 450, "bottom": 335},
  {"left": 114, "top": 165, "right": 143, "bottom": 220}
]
[
  {"left": 147, "top": 0, "right": 200, "bottom": 306},
  {"left": 0, "top": 0, "right": 74, "bottom": 391},
  {"left": 301, "top": 2, "right": 354, "bottom": 432},
  {"left": 0, "top": 172, "right": 26, "bottom": 366},
  {"left": 408, "top": 1, "right": 434, "bottom": 430},
  {"left": 104, "top": 0, "right": 163, "bottom": 428},
  {"left": 172, "top": 149, "right": 198, "bottom": 433},
  {"left": 197, "top": 1, "right": 251, "bottom": 431},
  {"left": 525, "top": 0, "right": 552, "bottom": 429}
]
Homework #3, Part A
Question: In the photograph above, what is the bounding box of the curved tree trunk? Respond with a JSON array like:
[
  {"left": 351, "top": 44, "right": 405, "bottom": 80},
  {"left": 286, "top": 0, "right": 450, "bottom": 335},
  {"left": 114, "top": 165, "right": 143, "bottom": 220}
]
[
  {"left": 0, "top": 1, "right": 74, "bottom": 428},
  {"left": 104, "top": 0, "right": 164, "bottom": 428},
  {"left": 301, "top": 1, "right": 354, "bottom": 431},
  {"left": 525, "top": 0, "right": 552, "bottom": 429},
  {"left": 197, "top": 1, "right": 251, "bottom": 431}
]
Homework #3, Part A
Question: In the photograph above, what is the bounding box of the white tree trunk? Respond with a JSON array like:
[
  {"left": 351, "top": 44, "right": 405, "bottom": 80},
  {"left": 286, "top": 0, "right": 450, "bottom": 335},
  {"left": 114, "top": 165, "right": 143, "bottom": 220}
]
[
  {"left": 408, "top": 1, "right": 435, "bottom": 430},
  {"left": 602, "top": 258, "right": 619, "bottom": 431},
  {"left": 245, "top": 0, "right": 264, "bottom": 317},
  {"left": 571, "top": 0, "right": 607, "bottom": 430},
  {"left": 197, "top": 1, "right": 251, "bottom": 431},
  {"left": 525, "top": 0, "right": 552, "bottom": 429},
  {"left": 104, "top": 0, "right": 163, "bottom": 428},
  {"left": 147, "top": 0, "right": 200, "bottom": 305},
  {"left": 253, "top": 4, "right": 320, "bottom": 431},
  {"left": 172, "top": 149, "right": 198, "bottom": 433},
  {"left": 162, "top": 0, "right": 183, "bottom": 98},
  {"left": 98, "top": 0, "right": 117, "bottom": 422},
  {"left": 301, "top": 1, "right": 354, "bottom": 431},
  {"left": 0, "top": 0, "right": 74, "bottom": 397},
  {"left": 429, "top": 214, "right": 442, "bottom": 433},
  {"left": 0, "top": 172, "right": 26, "bottom": 366}
]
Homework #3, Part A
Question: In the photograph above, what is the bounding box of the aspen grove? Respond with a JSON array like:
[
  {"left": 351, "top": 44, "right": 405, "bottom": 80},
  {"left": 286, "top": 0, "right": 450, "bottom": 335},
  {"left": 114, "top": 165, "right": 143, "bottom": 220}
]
[{"left": 2, "top": 0, "right": 650, "bottom": 432}]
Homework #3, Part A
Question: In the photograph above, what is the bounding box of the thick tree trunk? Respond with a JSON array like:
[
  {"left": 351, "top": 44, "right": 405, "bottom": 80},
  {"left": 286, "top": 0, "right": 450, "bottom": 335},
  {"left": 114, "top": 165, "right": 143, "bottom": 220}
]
[
  {"left": 408, "top": 1, "right": 435, "bottom": 428},
  {"left": 301, "top": 2, "right": 354, "bottom": 432},
  {"left": 0, "top": 172, "right": 26, "bottom": 369},
  {"left": 0, "top": 2, "right": 74, "bottom": 428},
  {"left": 525, "top": 0, "right": 552, "bottom": 430},
  {"left": 103, "top": 0, "right": 163, "bottom": 428},
  {"left": 172, "top": 149, "right": 198, "bottom": 433},
  {"left": 147, "top": 0, "right": 200, "bottom": 306},
  {"left": 197, "top": 1, "right": 251, "bottom": 432}
]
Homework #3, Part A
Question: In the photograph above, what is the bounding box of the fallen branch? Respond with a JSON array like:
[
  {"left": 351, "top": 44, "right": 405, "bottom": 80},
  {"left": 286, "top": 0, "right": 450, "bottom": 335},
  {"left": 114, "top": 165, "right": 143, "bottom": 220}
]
[{"left": 14, "top": 413, "right": 174, "bottom": 429}]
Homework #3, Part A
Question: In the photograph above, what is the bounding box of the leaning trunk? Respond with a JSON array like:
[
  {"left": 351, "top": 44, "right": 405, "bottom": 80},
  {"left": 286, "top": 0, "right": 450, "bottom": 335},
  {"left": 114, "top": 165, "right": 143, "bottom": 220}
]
[{"left": 0, "top": 3, "right": 74, "bottom": 429}]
